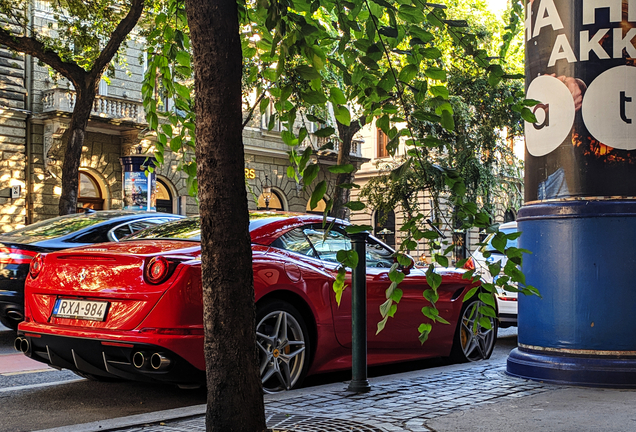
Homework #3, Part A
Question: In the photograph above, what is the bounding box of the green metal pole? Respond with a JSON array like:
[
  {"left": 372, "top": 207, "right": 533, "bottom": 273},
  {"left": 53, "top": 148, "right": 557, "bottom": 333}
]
[{"left": 347, "top": 232, "right": 371, "bottom": 393}]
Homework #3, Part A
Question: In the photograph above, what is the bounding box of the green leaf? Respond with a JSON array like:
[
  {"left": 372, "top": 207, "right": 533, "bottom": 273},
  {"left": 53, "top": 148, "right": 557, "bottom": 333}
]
[
  {"left": 301, "top": 91, "right": 327, "bottom": 105},
  {"left": 175, "top": 51, "right": 190, "bottom": 68},
  {"left": 398, "top": 64, "right": 418, "bottom": 83},
  {"left": 333, "top": 267, "right": 347, "bottom": 306},
  {"left": 334, "top": 105, "right": 351, "bottom": 126},
  {"left": 345, "top": 225, "right": 373, "bottom": 234},
  {"left": 329, "top": 87, "right": 347, "bottom": 105},
  {"left": 344, "top": 201, "right": 366, "bottom": 211},
  {"left": 426, "top": 265, "right": 442, "bottom": 290},
  {"left": 302, "top": 164, "right": 320, "bottom": 186},
  {"left": 491, "top": 232, "right": 507, "bottom": 253},
  {"left": 418, "top": 323, "right": 432, "bottom": 344},
  {"left": 360, "top": 56, "right": 380, "bottom": 70},
  {"left": 435, "top": 255, "right": 448, "bottom": 267},
  {"left": 463, "top": 286, "right": 479, "bottom": 302},
  {"left": 313, "top": 126, "right": 335, "bottom": 137},
  {"left": 328, "top": 164, "right": 354, "bottom": 174},
  {"left": 297, "top": 65, "right": 321, "bottom": 81},
  {"left": 377, "top": 316, "right": 389, "bottom": 334},
  {"left": 422, "top": 306, "right": 439, "bottom": 320},
  {"left": 280, "top": 130, "right": 299, "bottom": 146},
  {"left": 423, "top": 288, "right": 439, "bottom": 303},
  {"left": 389, "top": 287, "right": 403, "bottom": 303},
  {"left": 478, "top": 292, "right": 496, "bottom": 308},
  {"left": 310, "top": 180, "right": 327, "bottom": 210},
  {"left": 521, "top": 107, "right": 538, "bottom": 123},
  {"left": 412, "top": 110, "right": 441, "bottom": 123},
  {"left": 378, "top": 26, "right": 398, "bottom": 38},
  {"left": 429, "top": 85, "right": 449, "bottom": 99},
  {"left": 478, "top": 317, "right": 493, "bottom": 330},
  {"left": 421, "top": 47, "right": 442, "bottom": 59},
  {"left": 425, "top": 67, "right": 447, "bottom": 81},
  {"left": 441, "top": 110, "right": 455, "bottom": 131}
]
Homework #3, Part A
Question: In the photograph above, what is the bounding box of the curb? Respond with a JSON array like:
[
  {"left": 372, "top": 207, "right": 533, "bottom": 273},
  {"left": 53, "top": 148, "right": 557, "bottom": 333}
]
[{"left": 32, "top": 404, "right": 207, "bottom": 432}]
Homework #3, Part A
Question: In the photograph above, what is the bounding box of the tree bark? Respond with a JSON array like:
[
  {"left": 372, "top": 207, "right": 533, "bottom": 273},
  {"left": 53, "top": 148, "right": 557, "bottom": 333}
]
[
  {"left": 184, "top": 1, "right": 266, "bottom": 431},
  {"left": 58, "top": 85, "right": 97, "bottom": 215},
  {"left": 331, "top": 118, "right": 365, "bottom": 220}
]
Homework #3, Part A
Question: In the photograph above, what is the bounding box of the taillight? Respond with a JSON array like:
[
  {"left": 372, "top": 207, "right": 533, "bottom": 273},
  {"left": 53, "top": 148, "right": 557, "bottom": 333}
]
[
  {"left": 0, "top": 247, "right": 38, "bottom": 265},
  {"left": 30, "top": 253, "right": 44, "bottom": 279},
  {"left": 144, "top": 256, "right": 172, "bottom": 284},
  {"left": 463, "top": 257, "right": 475, "bottom": 270}
]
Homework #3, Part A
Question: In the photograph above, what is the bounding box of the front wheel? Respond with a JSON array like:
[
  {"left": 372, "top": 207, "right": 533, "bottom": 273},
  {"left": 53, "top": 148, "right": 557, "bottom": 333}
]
[
  {"left": 449, "top": 298, "right": 498, "bottom": 363},
  {"left": 255, "top": 300, "right": 311, "bottom": 393}
]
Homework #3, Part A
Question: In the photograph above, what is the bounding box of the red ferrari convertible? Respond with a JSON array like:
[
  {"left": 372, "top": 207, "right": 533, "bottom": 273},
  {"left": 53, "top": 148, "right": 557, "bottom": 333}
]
[{"left": 16, "top": 212, "right": 496, "bottom": 392}]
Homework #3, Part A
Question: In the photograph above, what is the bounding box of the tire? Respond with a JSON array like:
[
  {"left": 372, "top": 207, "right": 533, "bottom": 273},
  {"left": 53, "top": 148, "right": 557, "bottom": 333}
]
[
  {"left": 255, "top": 300, "right": 311, "bottom": 393},
  {"left": 449, "top": 297, "right": 498, "bottom": 363}
]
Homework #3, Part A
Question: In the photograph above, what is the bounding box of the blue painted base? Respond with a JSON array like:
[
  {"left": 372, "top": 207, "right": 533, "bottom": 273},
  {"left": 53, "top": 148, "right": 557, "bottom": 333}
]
[
  {"left": 507, "top": 348, "right": 636, "bottom": 388},
  {"left": 509, "top": 200, "right": 636, "bottom": 387}
]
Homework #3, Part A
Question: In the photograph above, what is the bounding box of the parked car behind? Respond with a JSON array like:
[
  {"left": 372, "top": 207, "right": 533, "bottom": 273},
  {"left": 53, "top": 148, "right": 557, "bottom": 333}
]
[
  {"left": 0, "top": 210, "right": 183, "bottom": 330},
  {"left": 17, "top": 212, "right": 497, "bottom": 392},
  {"left": 465, "top": 221, "right": 518, "bottom": 328}
]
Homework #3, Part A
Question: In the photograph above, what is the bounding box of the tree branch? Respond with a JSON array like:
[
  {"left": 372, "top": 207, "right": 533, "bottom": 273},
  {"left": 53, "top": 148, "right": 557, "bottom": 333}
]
[
  {"left": 89, "top": 0, "right": 145, "bottom": 82},
  {"left": 0, "top": 27, "right": 87, "bottom": 87}
]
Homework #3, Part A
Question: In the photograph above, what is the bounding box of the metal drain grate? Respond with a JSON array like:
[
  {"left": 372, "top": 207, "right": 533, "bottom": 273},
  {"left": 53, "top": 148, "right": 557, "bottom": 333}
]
[{"left": 267, "top": 413, "right": 386, "bottom": 432}]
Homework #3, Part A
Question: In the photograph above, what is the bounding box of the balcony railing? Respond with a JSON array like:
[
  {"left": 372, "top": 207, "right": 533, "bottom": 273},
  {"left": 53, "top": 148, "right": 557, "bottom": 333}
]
[
  {"left": 42, "top": 88, "right": 146, "bottom": 125},
  {"left": 313, "top": 135, "right": 362, "bottom": 157}
]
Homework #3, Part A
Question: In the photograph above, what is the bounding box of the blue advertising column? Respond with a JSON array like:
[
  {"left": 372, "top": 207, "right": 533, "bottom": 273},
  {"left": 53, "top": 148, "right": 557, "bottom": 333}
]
[
  {"left": 120, "top": 156, "right": 157, "bottom": 211},
  {"left": 507, "top": 0, "right": 636, "bottom": 386}
]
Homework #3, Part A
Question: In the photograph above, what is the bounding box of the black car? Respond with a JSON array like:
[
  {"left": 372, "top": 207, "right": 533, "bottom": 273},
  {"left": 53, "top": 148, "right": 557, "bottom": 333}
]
[{"left": 0, "top": 210, "right": 183, "bottom": 331}]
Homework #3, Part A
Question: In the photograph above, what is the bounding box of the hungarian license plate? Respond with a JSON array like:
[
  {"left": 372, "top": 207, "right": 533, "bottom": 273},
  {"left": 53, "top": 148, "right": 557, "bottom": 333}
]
[{"left": 52, "top": 299, "right": 109, "bottom": 321}]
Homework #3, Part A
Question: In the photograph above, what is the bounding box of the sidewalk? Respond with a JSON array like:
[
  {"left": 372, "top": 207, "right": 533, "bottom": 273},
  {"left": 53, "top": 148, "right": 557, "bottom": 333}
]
[{"left": 35, "top": 346, "right": 636, "bottom": 432}]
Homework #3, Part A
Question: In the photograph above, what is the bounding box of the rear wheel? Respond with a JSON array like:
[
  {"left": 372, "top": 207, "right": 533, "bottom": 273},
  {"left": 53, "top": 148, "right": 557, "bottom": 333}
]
[
  {"left": 255, "top": 300, "right": 310, "bottom": 393},
  {"left": 449, "top": 297, "right": 497, "bottom": 363}
]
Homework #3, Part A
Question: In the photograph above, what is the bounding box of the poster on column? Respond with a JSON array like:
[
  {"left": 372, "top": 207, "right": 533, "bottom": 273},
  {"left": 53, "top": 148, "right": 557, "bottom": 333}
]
[
  {"left": 123, "top": 171, "right": 156, "bottom": 211},
  {"left": 525, "top": 0, "right": 636, "bottom": 202}
]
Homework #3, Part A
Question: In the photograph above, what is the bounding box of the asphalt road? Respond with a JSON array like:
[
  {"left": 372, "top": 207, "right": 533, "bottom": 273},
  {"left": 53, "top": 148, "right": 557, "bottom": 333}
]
[{"left": 0, "top": 324, "right": 518, "bottom": 432}]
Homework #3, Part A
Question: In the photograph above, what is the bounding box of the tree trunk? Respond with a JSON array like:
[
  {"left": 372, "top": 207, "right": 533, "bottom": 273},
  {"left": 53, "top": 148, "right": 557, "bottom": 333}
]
[
  {"left": 58, "top": 86, "right": 96, "bottom": 215},
  {"left": 184, "top": 1, "right": 266, "bottom": 431},
  {"left": 331, "top": 118, "right": 365, "bottom": 220}
]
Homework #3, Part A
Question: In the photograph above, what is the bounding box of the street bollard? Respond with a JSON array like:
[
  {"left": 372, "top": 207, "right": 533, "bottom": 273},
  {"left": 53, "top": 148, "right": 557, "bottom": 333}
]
[{"left": 347, "top": 232, "right": 371, "bottom": 393}]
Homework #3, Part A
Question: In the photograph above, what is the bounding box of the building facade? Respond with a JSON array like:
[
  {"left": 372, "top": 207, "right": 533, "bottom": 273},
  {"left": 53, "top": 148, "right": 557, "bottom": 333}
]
[
  {"left": 0, "top": 2, "right": 362, "bottom": 232},
  {"left": 350, "top": 124, "right": 522, "bottom": 264}
]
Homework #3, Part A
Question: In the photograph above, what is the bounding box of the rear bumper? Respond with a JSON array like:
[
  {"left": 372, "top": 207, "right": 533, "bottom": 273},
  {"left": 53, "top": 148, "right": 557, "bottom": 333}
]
[{"left": 17, "top": 323, "right": 204, "bottom": 386}]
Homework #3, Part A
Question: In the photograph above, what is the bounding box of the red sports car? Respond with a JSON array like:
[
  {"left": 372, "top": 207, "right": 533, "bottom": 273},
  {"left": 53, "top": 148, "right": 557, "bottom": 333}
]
[{"left": 16, "top": 212, "right": 496, "bottom": 392}]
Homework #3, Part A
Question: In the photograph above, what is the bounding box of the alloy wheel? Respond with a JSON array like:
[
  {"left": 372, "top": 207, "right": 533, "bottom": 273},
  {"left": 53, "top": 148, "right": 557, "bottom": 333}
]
[
  {"left": 459, "top": 300, "right": 496, "bottom": 361},
  {"left": 256, "top": 309, "right": 306, "bottom": 392}
]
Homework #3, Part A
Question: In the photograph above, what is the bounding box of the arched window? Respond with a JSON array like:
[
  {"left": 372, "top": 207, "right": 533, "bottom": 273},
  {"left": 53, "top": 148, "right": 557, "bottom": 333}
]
[
  {"left": 374, "top": 209, "right": 395, "bottom": 248},
  {"left": 77, "top": 172, "right": 104, "bottom": 212},
  {"left": 257, "top": 190, "right": 284, "bottom": 210},
  {"left": 156, "top": 179, "right": 174, "bottom": 213}
]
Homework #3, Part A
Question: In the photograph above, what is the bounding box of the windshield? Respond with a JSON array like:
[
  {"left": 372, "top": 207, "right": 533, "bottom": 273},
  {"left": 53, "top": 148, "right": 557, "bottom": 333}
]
[
  {"left": 0, "top": 212, "right": 130, "bottom": 240},
  {"left": 482, "top": 227, "right": 518, "bottom": 253},
  {"left": 125, "top": 217, "right": 202, "bottom": 241}
]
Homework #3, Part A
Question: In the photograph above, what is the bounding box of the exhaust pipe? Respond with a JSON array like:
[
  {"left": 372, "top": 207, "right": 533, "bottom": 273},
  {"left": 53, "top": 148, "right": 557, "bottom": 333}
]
[
  {"left": 150, "top": 352, "right": 171, "bottom": 371},
  {"left": 20, "top": 338, "right": 29, "bottom": 353},
  {"left": 13, "top": 337, "right": 29, "bottom": 353},
  {"left": 13, "top": 337, "right": 23, "bottom": 352},
  {"left": 132, "top": 351, "right": 149, "bottom": 369},
  {"left": 6, "top": 310, "right": 24, "bottom": 321}
]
